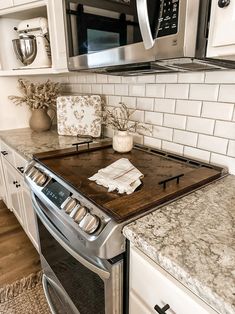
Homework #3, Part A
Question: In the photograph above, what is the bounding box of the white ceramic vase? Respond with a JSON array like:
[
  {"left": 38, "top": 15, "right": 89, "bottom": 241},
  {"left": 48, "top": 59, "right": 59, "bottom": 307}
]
[{"left": 112, "top": 130, "right": 133, "bottom": 153}]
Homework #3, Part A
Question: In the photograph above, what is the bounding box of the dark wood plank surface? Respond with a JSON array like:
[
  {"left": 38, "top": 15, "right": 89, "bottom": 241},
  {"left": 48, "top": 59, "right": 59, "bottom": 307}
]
[
  {"left": 35, "top": 146, "right": 222, "bottom": 222},
  {"left": 0, "top": 201, "right": 40, "bottom": 287}
]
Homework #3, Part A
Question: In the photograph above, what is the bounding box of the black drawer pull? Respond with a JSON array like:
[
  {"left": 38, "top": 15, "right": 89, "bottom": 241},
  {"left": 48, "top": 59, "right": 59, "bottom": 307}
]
[
  {"left": 1, "top": 151, "right": 8, "bottom": 156},
  {"left": 154, "top": 304, "right": 170, "bottom": 314},
  {"left": 17, "top": 166, "right": 24, "bottom": 174}
]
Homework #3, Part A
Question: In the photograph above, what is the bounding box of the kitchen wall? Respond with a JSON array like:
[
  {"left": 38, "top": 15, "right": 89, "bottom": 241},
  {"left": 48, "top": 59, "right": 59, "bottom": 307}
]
[{"left": 1, "top": 70, "right": 235, "bottom": 174}]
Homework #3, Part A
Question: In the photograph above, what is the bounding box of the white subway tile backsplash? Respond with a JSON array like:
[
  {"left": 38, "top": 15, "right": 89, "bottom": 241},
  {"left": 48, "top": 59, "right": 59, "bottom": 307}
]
[
  {"left": 184, "top": 147, "right": 210, "bottom": 163},
  {"left": 102, "top": 84, "right": 114, "bottom": 95},
  {"left": 163, "top": 114, "right": 186, "bottom": 130},
  {"left": 198, "top": 134, "right": 228, "bottom": 154},
  {"left": 146, "top": 84, "right": 165, "bottom": 98},
  {"left": 202, "top": 101, "right": 234, "bottom": 120},
  {"left": 178, "top": 72, "right": 205, "bottom": 83},
  {"left": 76, "top": 74, "right": 87, "bottom": 83},
  {"left": 107, "top": 96, "right": 121, "bottom": 106},
  {"left": 81, "top": 84, "right": 92, "bottom": 94},
  {"left": 137, "top": 97, "right": 154, "bottom": 111},
  {"left": 114, "top": 84, "right": 129, "bottom": 96},
  {"left": 153, "top": 126, "right": 173, "bottom": 141},
  {"left": 129, "top": 84, "right": 145, "bottom": 97},
  {"left": 137, "top": 75, "right": 155, "bottom": 83},
  {"left": 162, "top": 141, "right": 184, "bottom": 155},
  {"left": 211, "top": 153, "right": 235, "bottom": 175},
  {"left": 175, "top": 100, "right": 202, "bottom": 116},
  {"left": 96, "top": 74, "right": 108, "bottom": 83},
  {"left": 86, "top": 74, "right": 97, "bottom": 83},
  {"left": 218, "top": 85, "right": 235, "bottom": 103},
  {"left": 121, "top": 96, "right": 136, "bottom": 109},
  {"left": 91, "top": 84, "right": 102, "bottom": 94},
  {"left": 144, "top": 136, "right": 161, "bottom": 149},
  {"left": 154, "top": 99, "right": 175, "bottom": 113},
  {"left": 173, "top": 130, "right": 198, "bottom": 147},
  {"left": 165, "top": 84, "right": 189, "bottom": 99},
  {"left": 214, "top": 121, "right": 235, "bottom": 140},
  {"left": 187, "top": 117, "right": 215, "bottom": 135},
  {"left": 228, "top": 140, "right": 235, "bottom": 157},
  {"left": 205, "top": 71, "right": 235, "bottom": 84},
  {"left": 121, "top": 76, "right": 137, "bottom": 83},
  {"left": 131, "top": 110, "right": 144, "bottom": 122},
  {"left": 155, "top": 73, "right": 178, "bottom": 83},
  {"left": 145, "top": 112, "right": 163, "bottom": 125},
  {"left": 108, "top": 76, "right": 121, "bottom": 83},
  {"left": 68, "top": 74, "right": 78, "bottom": 84},
  {"left": 189, "top": 84, "right": 219, "bottom": 101}
]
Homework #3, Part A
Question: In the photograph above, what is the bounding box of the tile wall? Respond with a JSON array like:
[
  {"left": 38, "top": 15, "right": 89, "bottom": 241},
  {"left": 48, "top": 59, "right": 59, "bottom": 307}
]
[{"left": 57, "top": 70, "right": 235, "bottom": 174}]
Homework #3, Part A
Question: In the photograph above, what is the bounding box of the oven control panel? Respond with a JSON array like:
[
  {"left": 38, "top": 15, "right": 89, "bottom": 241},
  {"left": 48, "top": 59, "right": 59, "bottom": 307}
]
[{"left": 26, "top": 166, "right": 101, "bottom": 235}]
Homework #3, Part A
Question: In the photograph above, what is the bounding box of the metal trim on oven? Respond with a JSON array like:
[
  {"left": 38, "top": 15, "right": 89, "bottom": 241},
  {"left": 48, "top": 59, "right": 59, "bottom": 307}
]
[{"left": 31, "top": 192, "right": 111, "bottom": 279}]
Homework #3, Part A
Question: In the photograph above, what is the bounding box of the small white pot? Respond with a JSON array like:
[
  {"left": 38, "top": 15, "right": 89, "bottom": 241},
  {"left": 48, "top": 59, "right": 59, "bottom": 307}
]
[{"left": 112, "top": 130, "right": 133, "bottom": 153}]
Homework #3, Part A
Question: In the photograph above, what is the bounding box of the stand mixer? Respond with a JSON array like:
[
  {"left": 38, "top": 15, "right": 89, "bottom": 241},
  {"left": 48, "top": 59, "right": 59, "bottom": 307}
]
[{"left": 12, "top": 17, "right": 51, "bottom": 69}]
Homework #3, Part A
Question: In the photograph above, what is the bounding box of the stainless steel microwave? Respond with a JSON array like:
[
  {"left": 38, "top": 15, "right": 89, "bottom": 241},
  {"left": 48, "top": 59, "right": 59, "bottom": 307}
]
[{"left": 64, "top": 0, "right": 235, "bottom": 74}]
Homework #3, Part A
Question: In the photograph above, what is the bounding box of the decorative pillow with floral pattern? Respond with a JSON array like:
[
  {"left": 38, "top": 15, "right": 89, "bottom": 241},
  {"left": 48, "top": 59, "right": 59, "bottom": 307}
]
[{"left": 57, "top": 95, "right": 102, "bottom": 138}]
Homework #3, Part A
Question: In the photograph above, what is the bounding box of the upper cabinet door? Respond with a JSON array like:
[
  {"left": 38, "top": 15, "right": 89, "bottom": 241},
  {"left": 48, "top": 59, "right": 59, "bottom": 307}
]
[
  {"left": 13, "top": 0, "right": 37, "bottom": 5},
  {"left": 0, "top": 0, "right": 13, "bottom": 10},
  {"left": 207, "top": 0, "right": 235, "bottom": 60}
]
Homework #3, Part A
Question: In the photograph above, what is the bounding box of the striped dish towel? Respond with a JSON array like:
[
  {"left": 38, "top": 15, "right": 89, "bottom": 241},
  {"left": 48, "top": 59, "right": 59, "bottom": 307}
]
[{"left": 89, "top": 158, "right": 144, "bottom": 194}]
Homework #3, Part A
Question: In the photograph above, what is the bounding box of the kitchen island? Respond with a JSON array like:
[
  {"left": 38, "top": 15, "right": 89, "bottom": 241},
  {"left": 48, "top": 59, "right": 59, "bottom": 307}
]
[{"left": 124, "top": 174, "right": 235, "bottom": 314}]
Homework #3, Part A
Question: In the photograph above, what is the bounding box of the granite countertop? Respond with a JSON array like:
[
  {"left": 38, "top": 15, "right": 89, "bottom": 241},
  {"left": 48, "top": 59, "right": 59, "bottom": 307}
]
[
  {"left": 123, "top": 175, "right": 235, "bottom": 314},
  {"left": 0, "top": 127, "right": 109, "bottom": 160}
]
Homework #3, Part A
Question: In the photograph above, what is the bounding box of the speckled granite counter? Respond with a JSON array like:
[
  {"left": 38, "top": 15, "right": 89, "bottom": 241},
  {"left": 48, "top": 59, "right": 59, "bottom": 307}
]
[
  {"left": 0, "top": 127, "right": 109, "bottom": 160},
  {"left": 123, "top": 175, "right": 235, "bottom": 314}
]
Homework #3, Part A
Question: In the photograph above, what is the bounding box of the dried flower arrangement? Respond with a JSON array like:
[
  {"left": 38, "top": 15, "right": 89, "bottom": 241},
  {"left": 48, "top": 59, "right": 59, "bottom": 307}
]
[
  {"left": 8, "top": 78, "right": 61, "bottom": 110},
  {"left": 103, "top": 102, "right": 150, "bottom": 134}
]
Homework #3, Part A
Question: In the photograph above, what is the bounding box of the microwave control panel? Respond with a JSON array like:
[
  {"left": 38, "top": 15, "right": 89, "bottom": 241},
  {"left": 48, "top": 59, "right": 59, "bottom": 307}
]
[{"left": 157, "top": 0, "right": 179, "bottom": 38}]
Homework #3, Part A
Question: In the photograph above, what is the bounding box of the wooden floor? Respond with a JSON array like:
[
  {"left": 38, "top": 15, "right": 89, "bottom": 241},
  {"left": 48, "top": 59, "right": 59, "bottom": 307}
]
[{"left": 0, "top": 200, "right": 41, "bottom": 287}]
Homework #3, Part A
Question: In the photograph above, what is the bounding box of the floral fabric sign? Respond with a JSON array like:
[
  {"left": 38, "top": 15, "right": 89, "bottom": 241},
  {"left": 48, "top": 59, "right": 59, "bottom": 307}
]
[{"left": 57, "top": 95, "right": 102, "bottom": 137}]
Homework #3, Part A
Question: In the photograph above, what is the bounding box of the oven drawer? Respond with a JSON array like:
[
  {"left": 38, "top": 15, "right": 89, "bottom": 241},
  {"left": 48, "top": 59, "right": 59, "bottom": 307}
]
[{"left": 129, "top": 245, "right": 218, "bottom": 314}]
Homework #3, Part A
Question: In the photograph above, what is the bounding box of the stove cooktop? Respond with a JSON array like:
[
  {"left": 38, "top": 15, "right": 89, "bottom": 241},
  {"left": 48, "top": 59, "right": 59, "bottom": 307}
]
[{"left": 33, "top": 143, "right": 225, "bottom": 223}]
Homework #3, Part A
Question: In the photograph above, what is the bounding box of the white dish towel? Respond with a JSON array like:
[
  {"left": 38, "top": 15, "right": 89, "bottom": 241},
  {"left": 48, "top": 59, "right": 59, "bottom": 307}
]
[{"left": 89, "top": 158, "right": 144, "bottom": 194}]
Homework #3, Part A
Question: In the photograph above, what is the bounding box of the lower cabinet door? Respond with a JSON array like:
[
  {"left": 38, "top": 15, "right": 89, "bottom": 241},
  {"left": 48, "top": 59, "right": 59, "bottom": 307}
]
[
  {"left": 21, "top": 183, "right": 39, "bottom": 251},
  {"left": 130, "top": 245, "right": 218, "bottom": 314},
  {"left": 0, "top": 156, "right": 8, "bottom": 206},
  {"left": 3, "top": 159, "right": 23, "bottom": 225}
]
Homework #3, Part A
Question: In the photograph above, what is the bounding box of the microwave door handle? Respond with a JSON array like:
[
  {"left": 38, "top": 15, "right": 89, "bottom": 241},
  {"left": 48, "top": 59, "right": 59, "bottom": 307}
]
[
  {"left": 42, "top": 275, "right": 57, "bottom": 314},
  {"left": 31, "top": 193, "right": 110, "bottom": 280},
  {"left": 136, "top": 0, "right": 154, "bottom": 49}
]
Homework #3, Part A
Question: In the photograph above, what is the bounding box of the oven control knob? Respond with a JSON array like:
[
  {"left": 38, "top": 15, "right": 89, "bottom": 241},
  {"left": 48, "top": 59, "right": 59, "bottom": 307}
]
[
  {"left": 33, "top": 172, "right": 48, "bottom": 187},
  {"left": 28, "top": 167, "right": 39, "bottom": 179},
  {"left": 73, "top": 206, "right": 87, "bottom": 223},
  {"left": 79, "top": 213, "right": 100, "bottom": 234},
  {"left": 61, "top": 197, "right": 78, "bottom": 214}
]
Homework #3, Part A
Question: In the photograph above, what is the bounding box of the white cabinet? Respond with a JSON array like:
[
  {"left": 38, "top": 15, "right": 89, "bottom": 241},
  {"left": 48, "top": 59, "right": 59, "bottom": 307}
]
[
  {"left": 0, "top": 1, "right": 13, "bottom": 10},
  {"left": 0, "top": 150, "right": 8, "bottom": 204},
  {"left": 0, "top": 140, "right": 39, "bottom": 251},
  {"left": 207, "top": 0, "right": 235, "bottom": 60},
  {"left": 129, "top": 245, "right": 218, "bottom": 314},
  {"left": 13, "top": 0, "right": 37, "bottom": 5}
]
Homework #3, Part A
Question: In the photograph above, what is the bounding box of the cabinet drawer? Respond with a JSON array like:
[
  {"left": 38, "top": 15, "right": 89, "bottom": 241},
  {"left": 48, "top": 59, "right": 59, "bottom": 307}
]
[
  {"left": 0, "top": 142, "right": 15, "bottom": 166},
  {"left": 130, "top": 246, "right": 218, "bottom": 314},
  {"left": 0, "top": 0, "right": 13, "bottom": 10},
  {"left": 14, "top": 151, "right": 28, "bottom": 175}
]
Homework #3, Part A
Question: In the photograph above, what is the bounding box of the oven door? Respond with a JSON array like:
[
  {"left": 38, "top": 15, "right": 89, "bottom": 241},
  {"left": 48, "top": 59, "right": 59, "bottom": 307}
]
[{"left": 32, "top": 193, "right": 123, "bottom": 314}]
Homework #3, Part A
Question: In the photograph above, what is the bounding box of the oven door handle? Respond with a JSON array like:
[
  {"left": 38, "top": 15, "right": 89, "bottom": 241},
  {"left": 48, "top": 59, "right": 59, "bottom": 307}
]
[
  {"left": 32, "top": 193, "right": 110, "bottom": 279},
  {"left": 42, "top": 274, "right": 80, "bottom": 314},
  {"left": 42, "top": 274, "right": 57, "bottom": 314}
]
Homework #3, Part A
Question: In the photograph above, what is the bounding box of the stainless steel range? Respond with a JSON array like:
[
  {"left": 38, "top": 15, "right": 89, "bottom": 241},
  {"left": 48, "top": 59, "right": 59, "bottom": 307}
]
[{"left": 24, "top": 141, "right": 225, "bottom": 314}]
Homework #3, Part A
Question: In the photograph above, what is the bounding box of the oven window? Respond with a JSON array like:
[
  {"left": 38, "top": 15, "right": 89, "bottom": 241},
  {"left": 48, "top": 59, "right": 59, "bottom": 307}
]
[{"left": 38, "top": 218, "right": 105, "bottom": 314}]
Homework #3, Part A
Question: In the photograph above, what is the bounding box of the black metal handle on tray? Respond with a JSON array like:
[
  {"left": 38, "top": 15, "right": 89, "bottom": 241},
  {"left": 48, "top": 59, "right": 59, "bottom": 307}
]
[
  {"left": 159, "top": 173, "right": 184, "bottom": 189},
  {"left": 154, "top": 304, "right": 170, "bottom": 314},
  {"left": 73, "top": 135, "right": 93, "bottom": 151}
]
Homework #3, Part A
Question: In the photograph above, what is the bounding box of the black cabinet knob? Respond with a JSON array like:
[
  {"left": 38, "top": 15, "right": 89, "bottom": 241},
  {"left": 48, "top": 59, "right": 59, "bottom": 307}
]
[
  {"left": 218, "top": 0, "right": 230, "bottom": 8},
  {"left": 1, "top": 151, "right": 8, "bottom": 156},
  {"left": 13, "top": 181, "right": 18, "bottom": 185},
  {"left": 16, "top": 184, "right": 21, "bottom": 188},
  {"left": 17, "top": 166, "right": 24, "bottom": 174},
  {"left": 154, "top": 304, "right": 170, "bottom": 314}
]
